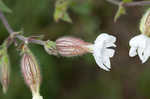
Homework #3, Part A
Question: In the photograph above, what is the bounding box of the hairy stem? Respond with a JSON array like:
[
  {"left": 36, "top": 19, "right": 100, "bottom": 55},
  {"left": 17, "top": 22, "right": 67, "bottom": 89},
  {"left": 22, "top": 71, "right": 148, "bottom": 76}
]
[
  {"left": 0, "top": 10, "right": 13, "bottom": 34},
  {"left": 0, "top": 10, "right": 44, "bottom": 46}
]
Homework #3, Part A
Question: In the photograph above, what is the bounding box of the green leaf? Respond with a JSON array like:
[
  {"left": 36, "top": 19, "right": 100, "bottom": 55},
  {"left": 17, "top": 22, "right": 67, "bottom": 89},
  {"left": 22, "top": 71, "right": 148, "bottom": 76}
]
[
  {"left": 0, "top": 0, "right": 12, "bottom": 13},
  {"left": 54, "top": 0, "right": 72, "bottom": 23},
  {"left": 62, "top": 12, "right": 72, "bottom": 23},
  {"left": 114, "top": 0, "right": 133, "bottom": 22},
  {"left": 54, "top": 9, "right": 63, "bottom": 22},
  {"left": 114, "top": 5, "right": 126, "bottom": 22},
  {"left": 123, "top": 0, "right": 132, "bottom": 3}
]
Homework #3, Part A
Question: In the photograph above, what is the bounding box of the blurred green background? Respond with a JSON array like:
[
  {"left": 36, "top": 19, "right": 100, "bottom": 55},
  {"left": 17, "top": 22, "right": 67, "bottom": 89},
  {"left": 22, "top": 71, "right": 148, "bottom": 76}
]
[{"left": 0, "top": 0, "right": 150, "bottom": 99}]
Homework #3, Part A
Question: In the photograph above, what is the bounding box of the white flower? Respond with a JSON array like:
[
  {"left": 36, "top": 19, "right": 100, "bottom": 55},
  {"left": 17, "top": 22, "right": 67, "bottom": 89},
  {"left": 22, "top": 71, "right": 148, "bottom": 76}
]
[
  {"left": 88, "top": 33, "right": 117, "bottom": 71},
  {"left": 129, "top": 34, "right": 150, "bottom": 63}
]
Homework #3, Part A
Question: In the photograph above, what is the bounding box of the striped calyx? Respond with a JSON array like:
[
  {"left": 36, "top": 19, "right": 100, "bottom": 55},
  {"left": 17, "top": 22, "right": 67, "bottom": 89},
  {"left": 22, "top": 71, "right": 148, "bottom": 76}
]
[
  {"left": 21, "top": 45, "right": 43, "bottom": 99},
  {"left": 55, "top": 36, "right": 92, "bottom": 57}
]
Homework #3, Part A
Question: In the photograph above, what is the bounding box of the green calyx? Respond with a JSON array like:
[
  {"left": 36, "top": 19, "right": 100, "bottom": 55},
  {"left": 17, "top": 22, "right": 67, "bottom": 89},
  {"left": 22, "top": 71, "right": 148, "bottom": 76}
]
[
  {"left": 44, "top": 40, "right": 56, "bottom": 50},
  {"left": 44, "top": 40, "right": 58, "bottom": 56}
]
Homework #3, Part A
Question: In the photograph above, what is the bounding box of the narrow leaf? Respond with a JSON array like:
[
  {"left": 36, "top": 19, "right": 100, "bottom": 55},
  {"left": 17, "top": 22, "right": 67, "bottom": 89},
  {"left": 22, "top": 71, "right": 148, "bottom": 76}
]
[
  {"left": 123, "top": 0, "right": 132, "bottom": 3},
  {"left": 54, "top": 0, "right": 72, "bottom": 23},
  {"left": 62, "top": 12, "right": 72, "bottom": 23},
  {"left": 0, "top": 1, "right": 12, "bottom": 13},
  {"left": 114, "top": 0, "right": 133, "bottom": 22},
  {"left": 114, "top": 5, "right": 126, "bottom": 22}
]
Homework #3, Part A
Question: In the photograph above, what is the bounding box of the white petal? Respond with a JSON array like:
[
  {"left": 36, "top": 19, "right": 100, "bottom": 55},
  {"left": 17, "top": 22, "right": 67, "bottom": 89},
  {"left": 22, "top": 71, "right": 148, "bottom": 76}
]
[
  {"left": 129, "top": 47, "right": 137, "bottom": 57},
  {"left": 129, "top": 34, "right": 150, "bottom": 63},
  {"left": 103, "top": 57, "right": 111, "bottom": 69},
  {"left": 137, "top": 47, "right": 144, "bottom": 62},
  {"left": 104, "top": 49, "right": 115, "bottom": 58},
  {"left": 95, "top": 33, "right": 116, "bottom": 44},
  {"left": 142, "top": 55, "right": 149, "bottom": 63},
  {"left": 129, "top": 34, "right": 146, "bottom": 48},
  {"left": 93, "top": 53, "right": 110, "bottom": 71},
  {"left": 92, "top": 33, "right": 116, "bottom": 71},
  {"left": 142, "top": 43, "right": 150, "bottom": 63}
]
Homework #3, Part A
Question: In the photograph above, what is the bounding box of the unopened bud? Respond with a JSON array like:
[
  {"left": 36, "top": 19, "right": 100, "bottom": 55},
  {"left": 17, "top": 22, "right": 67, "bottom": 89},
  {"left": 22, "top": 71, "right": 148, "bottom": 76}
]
[
  {"left": 21, "top": 45, "right": 43, "bottom": 99},
  {"left": 140, "top": 8, "right": 150, "bottom": 37},
  {"left": 0, "top": 48, "right": 10, "bottom": 94},
  {"left": 55, "top": 36, "right": 92, "bottom": 57}
]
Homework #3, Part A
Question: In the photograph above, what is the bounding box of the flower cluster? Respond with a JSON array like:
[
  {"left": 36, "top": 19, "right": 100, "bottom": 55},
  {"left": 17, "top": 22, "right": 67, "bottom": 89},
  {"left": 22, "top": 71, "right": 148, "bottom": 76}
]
[{"left": 1, "top": 2, "right": 150, "bottom": 99}]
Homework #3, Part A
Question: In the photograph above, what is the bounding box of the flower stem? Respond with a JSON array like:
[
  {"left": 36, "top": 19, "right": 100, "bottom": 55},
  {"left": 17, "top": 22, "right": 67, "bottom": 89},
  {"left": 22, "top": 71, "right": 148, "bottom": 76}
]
[
  {"left": 0, "top": 10, "right": 13, "bottom": 34},
  {"left": 0, "top": 10, "right": 45, "bottom": 46}
]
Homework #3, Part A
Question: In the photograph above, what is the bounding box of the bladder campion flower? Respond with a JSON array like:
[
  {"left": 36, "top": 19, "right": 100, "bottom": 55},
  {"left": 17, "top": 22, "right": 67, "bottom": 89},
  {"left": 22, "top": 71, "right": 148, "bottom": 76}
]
[
  {"left": 21, "top": 44, "right": 43, "bottom": 99},
  {"left": 129, "top": 8, "right": 150, "bottom": 63},
  {"left": 87, "top": 33, "right": 116, "bottom": 71},
  {"left": 45, "top": 33, "right": 116, "bottom": 71}
]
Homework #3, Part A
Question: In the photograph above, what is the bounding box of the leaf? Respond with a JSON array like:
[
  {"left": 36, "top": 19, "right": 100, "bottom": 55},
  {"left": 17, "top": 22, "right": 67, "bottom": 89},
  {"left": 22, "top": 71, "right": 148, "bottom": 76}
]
[
  {"left": 62, "top": 12, "right": 72, "bottom": 23},
  {"left": 54, "top": 0, "right": 72, "bottom": 23},
  {"left": 123, "top": 0, "right": 132, "bottom": 3},
  {"left": 54, "top": 9, "right": 63, "bottom": 22},
  {"left": 114, "top": 5, "right": 126, "bottom": 22},
  {"left": 114, "top": 0, "right": 133, "bottom": 22},
  {"left": 0, "top": 0, "right": 12, "bottom": 13}
]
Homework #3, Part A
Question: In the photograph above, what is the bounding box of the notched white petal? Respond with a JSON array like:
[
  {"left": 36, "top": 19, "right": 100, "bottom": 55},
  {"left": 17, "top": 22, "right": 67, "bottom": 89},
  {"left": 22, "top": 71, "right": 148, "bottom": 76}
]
[
  {"left": 129, "top": 47, "right": 137, "bottom": 57},
  {"left": 93, "top": 53, "right": 110, "bottom": 71},
  {"left": 129, "top": 34, "right": 146, "bottom": 48},
  {"left": 103, "top": 57, "right": 111, "bottom": 69},
  {"left": 129, "top": 34, "right": 150, "bottom": 63},
  {"left": 93, "top": 33, "right": 116, "bottom": 71},
  {"left": 137, "top": 48, "right": 144, "bottom": 62},
  {"left": 94, "top": 33, "right": 116, "bottom": 44},
  {"left": 105, "top": 49, "right": 115, "bottom": 58}
]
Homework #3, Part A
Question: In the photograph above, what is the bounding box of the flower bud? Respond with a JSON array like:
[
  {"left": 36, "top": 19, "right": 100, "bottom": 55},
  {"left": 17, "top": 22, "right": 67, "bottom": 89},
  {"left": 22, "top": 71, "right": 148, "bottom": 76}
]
[
  {"left": 0, "top": 49, "right": 10, "bottom": 94},
  {"left": 140, "top": 8, "right": 150, "bottom": 37},
  {"left": 21, "top": 45, "right": 43, "bottom": 99},
  {"left": 55, "top": 36, "right": 92, "bottom": 57}
]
